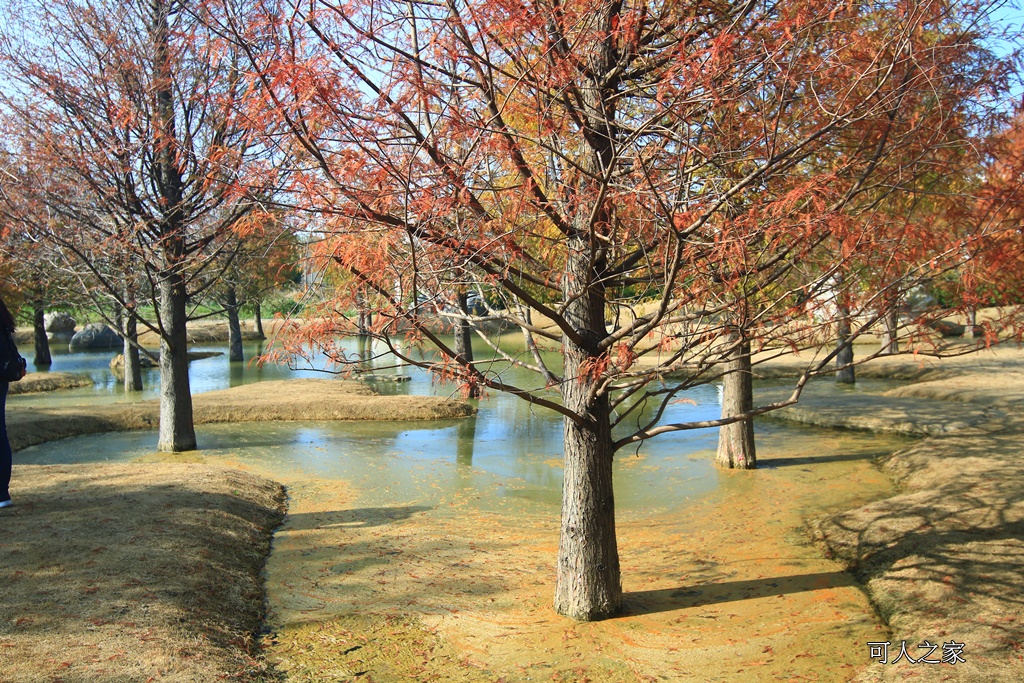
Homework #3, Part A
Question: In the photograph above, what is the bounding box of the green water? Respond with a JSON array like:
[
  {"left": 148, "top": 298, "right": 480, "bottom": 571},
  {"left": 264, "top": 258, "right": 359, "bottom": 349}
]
[{"left": 12, "top": 337, "right": 910, "bottom": 514}]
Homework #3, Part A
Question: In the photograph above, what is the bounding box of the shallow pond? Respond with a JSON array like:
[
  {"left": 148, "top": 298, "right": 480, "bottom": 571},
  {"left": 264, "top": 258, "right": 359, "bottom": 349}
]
[
  {"left": 14, "top": 335, "right": 916, "bottom": 680},
  {"left": 16, "top": 337, "right": 909, "bottom": 517},
  {"left": 15, "top": 340, "right": 316, "bottom": 406}
]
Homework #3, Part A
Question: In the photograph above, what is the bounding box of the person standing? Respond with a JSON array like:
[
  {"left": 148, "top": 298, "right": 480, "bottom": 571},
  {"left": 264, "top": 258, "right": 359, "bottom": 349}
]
[{"left": 0, "top": 296, "right": 25, "bottom": 509}]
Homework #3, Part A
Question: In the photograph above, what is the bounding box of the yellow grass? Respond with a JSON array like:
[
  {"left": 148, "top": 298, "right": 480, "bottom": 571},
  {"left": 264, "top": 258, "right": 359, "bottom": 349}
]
[
  {"left": 0, "top": 463, "right": 286, "bottom": 683},
  {"left": 10, "top": 372, "right": 92, "bottom": 395}
]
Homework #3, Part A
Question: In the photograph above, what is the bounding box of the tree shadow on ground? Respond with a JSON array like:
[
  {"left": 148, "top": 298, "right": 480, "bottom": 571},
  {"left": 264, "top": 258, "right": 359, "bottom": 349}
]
[
  {"left": 756, "top": 386, "right": 1000, "bottom": 435},
  {"left": 283, "top": 505, "right": 432, "bottom": 531},
  {"left": 759, "top": 452, "right": 879, "bottom": 468},
  {"left": 817, "top": 461, "right": 1024, "bottom": 660},
  {"left": 821, "top": 487, "right": 1024, "bottom": 597},
  {"left": 624, "top": 570, "right": 858, "bottom": 615}
]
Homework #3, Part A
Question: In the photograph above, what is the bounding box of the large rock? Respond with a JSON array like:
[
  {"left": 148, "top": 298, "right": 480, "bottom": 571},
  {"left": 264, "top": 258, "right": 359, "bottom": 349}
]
[
  {"left": 926, "top": 319, "right": 984, "bottom": 338},
  {"left": 44, "top": 311, "right": 77, "bottom": 335},
  {"left": 69, "top": 323, "right": 121, "bottom": 350},
  {"left": 45, "top": 311, "right": 77, "bottom": 342}
]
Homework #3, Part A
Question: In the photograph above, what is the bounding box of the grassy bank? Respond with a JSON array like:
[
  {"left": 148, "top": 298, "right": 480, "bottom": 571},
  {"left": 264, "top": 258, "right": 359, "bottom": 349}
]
[
  {"left": 0, "top": 463, "right": 286, "bottom": 683},
  {"left": 6, "top": 379, "right": 474, "bottom": 452},
  {"left": 9, "top": 372, "right": 93, "bottom": 395},
  {"left": 1, "top": 379, "right": 473, "bottom": 682}
]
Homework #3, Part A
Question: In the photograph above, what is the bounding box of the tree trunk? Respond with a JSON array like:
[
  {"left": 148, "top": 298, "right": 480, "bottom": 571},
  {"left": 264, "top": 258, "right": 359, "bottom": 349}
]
[
  {"left": 880, "top": 307, "right": 899, "bottom": 355},
  {"left": 32, "top": 305, "right": 51, "bottom": 367},
  {"left": 831, "top": 272, "right": 855, "bottom": 383},
  {"left": 356, "top": 334, "right": 371, "bottom": 371},
  {"left": 835, "top": 302, "right": 856, "bottom": 384},
  {"left": 122, "top": 304, "right": 143, "bottom": 392},
  {"left": 964, "top": 308, "right": 977, "bottom": 340},
  {"left": 253, "top": 300, "right": 265, "bottom": 340},
  {"left": 453, "top": 289, "right": 479, "bottom": 398},
  {"left": 716, "top": 331, "right": 755, "bottom": 469},
  {"left": 553, "top": 3, "right": 621, "bottom": 620},
  {"left": 554, "top": 236, "right": 621, "bottom": 621},
  {"left": 556, "top": 386, "right": 620, "bottom": 621},
  {"left": 152, "top": 0, "right": 195, "bottom": 452},
  {"left": 226, "top": 285, "right": 243, "bottom": 363},
  {"left": 157, "top": 267, "right": 196, "bottom": 452},
  {"left": 355, "top": 288, "right": 371, "bottom": 336}
]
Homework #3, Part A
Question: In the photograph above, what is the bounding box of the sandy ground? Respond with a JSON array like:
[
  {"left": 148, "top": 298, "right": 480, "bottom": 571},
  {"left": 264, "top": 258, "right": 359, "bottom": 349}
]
[
  {"left": 136, "top": 320, "right": 276, "bottom": 347},
  {"left": 3, "top": 346, "right": 1022, "bottom": 681},
  {"left": 783, "top": 348, "right": 1024, "bottom": 682},
  {"left": 224, "top": 347, "right": 1024, "bottom": 682},
  {"left": 241, "top": 434, "right": 898, "bottom": 683}
]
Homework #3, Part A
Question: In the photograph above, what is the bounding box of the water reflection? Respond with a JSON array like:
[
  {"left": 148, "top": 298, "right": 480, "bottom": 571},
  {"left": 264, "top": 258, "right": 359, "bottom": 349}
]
[
  {"left": 16, "top": 416, "right": 723, "bottom": 513},
  {"left": 455, "top": 415, "right": 477, "bottom": 467},
  {"left": 13, "top": 334, "right": 908, "bottom": 516}
]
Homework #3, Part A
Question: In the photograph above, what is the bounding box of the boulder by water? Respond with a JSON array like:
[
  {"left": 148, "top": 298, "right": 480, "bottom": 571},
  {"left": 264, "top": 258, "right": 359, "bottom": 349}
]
[
  {"left": 927, "top": 319, "right": 964, "bottom": 337},
  {"left": 45, "top": 311, "right": 77, "bottom": 342},
  {"left": 925, "top": 319, "right": 983, "bottom": 338},
  {"left": 361, "top": 374, "right": 412, "bottom": 383},
  {"left": 69, "top": 323, "right": 121, "bottom": 350},
  {"left": 44, "top": 311, "right": 77, "bottom": 335}
]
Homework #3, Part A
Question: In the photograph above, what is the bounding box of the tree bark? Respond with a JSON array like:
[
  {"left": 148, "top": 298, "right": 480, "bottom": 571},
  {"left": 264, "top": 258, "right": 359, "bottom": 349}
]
[
  {"left": 880, "top": 307, "right": 899, "bottom": 355},
  {"left": 355, "top": 288, "right": 371, "bottom": 336},
  {"left": 835, "top": 303, "right": 856, "bottom": 384},
  {"left": 122, "top": 304, "right": 143, "bottom": 392},
  {"left": 552, "top": 6, "right": 623, "bottom": 619},
  {"left": 226, "top": 285, "right": 243, "bottom": 362},
  {"left": 556, "top": 378, "right": 620, "bottom": 621},
  {"left": 32, "top": 305, "right": 51, "bottom": 367},
  {"left": 964, "top": 307, "right": 978, "bottom": 340},
  {"left": 157, "top": 265, "right": 197, "bottom": 452},
  {"left": 356, "top": 333, "right": 370, "bottom": 371},
  {"left": 554, "top": 230, "right": 621, "bottom": 621},
  {"left": 152, "top": 0, "right": 195, "bottom": 452},
  {"left": 716, "top": 330, "right": 755, "bottom": 469},
  {"left": 253, "top": 300, "right": 265, "bottom": 340},
  {"left": 453, "top": 289, "right": 479, "bottom": 398},
  {"left": 832, "top": 272, "right": 855, "bottom": 384}
]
